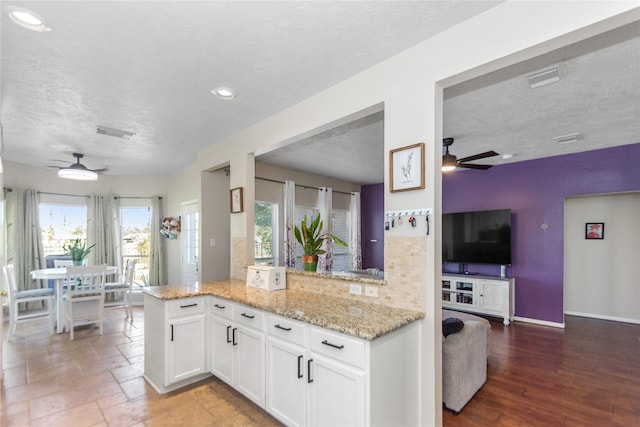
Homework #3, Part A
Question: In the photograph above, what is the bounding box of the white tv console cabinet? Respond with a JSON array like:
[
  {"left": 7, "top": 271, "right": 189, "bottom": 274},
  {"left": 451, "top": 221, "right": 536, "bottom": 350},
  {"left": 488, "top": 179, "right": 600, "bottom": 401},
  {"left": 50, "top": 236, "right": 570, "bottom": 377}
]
[{"left": 442, "top": 274, "right": 515, "bottom": 325}]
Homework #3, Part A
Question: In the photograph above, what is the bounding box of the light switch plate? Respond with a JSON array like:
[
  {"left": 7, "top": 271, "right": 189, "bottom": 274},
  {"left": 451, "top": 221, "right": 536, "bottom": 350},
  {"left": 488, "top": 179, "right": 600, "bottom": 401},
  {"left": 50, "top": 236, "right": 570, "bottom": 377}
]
[{"left": 349, "top": 284, "right": 362, "bottom": 295}]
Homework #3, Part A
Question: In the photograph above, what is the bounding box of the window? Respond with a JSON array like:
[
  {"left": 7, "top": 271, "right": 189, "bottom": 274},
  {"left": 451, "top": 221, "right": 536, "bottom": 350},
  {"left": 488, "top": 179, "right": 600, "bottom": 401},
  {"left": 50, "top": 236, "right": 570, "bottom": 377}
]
[
  {"left": 40, "top": 203, "right": 88, "bottom": 257},
  {"left": 331, "top": 209, "right": 349, "bottom": 272},
  {"left": 120, "top": 205, "right": 152, "bottom": 285},
  {"left": 255, "top": 201, "right": 278, "bottom": 265},
  {"left": 293, "top": 206, "right": 350, "bottom": 272}
]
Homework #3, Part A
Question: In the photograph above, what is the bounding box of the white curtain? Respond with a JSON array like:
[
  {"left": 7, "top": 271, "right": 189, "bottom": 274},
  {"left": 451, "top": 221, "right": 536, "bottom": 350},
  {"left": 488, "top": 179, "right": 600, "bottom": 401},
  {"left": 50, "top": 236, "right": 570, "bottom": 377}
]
[
  {"left": 87, "top": 195, "right": 118, "bottom": 269},
  {"left": 317, "top": 187, "right": 333, "bottom": 273},
  {"left": 283, "top": 180, "right": 296, "bottom": 268},
  {"left": 350, "top": 192, "right": 362, "bottom": 270},
  {"left": 149, "top": 195, "right": 166, "bottom": 286},
  {"left": 5, "top": 189, "right": 46, "bottom": 308}
]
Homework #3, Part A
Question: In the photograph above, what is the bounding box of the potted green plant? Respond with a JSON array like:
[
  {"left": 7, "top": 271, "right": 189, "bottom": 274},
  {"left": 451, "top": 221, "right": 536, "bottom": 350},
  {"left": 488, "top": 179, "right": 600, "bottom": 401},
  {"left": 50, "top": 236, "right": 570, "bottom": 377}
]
[
  {"left": 63, "top": 238, "right": 95, "bottom": 266},
  {"left": 294, "top": 212, "right": 347, "bottom": 272}
]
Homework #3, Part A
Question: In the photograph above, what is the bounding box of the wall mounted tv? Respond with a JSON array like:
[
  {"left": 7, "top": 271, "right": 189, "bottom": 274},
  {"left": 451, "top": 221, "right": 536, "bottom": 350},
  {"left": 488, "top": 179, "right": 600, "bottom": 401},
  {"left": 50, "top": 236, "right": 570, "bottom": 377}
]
[{"left": 442, "top": 209, "right": 512, "bottom": 265}]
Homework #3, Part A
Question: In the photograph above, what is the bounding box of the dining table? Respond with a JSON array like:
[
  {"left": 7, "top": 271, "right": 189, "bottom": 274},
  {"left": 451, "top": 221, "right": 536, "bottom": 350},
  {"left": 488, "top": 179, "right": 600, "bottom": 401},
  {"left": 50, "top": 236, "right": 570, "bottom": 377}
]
[{"left": 31, "top": 266, "right": 119, "bottom": 333}]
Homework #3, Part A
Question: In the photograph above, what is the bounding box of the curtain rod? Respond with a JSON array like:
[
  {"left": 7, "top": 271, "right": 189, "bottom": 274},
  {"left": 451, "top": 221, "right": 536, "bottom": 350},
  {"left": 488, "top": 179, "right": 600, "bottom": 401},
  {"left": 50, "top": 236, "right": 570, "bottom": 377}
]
[
  {"left": 37, "top": 191, "right": 89, "bottom": 198},
  {"left": 255, "top": 176, "right": 354, "bottom": 196},
  {"left": 36, "top": 192, "right": 161, "bottom": 199}
]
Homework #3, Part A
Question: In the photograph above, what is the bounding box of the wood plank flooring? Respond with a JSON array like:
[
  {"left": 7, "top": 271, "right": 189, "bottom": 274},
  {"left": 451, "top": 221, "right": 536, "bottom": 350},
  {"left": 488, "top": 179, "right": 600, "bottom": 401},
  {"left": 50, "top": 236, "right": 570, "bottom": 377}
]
[
  {"left": 2, "top": 307, "right": 638, "bottom": 426},
  {"left": 443, "top": 315, "right": 640, "bottom": 426}
]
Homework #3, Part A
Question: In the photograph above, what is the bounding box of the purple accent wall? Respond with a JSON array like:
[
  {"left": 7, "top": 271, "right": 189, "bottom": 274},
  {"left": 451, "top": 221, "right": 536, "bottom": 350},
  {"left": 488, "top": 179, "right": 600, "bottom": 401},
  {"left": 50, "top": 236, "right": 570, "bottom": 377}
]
[
  {"left": 443, "top": 143, "right": 640, "bottom": 324},
  {"left": 361, "top": 183, "right": 384, "bottom": 269}
]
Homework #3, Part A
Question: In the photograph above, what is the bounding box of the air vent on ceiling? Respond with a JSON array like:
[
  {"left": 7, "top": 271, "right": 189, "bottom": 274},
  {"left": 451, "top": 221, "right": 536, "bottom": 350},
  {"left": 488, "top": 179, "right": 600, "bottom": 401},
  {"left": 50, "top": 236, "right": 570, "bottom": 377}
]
[
  {"left": 96, "top": 125, "right": 135, "bottom": 139},
  {"left": 553, "top": 132, "right": 582, "bottom": 144},
  {"left": 526, "top": 66, "right": 560, "bottom": 88}
]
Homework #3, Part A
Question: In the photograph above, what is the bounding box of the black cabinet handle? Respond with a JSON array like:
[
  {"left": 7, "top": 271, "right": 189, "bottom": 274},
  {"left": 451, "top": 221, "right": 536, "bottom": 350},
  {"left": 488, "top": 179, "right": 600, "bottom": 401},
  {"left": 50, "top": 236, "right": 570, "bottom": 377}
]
[
  {"left": 241, "top": 313, "right": 255, "bottom": 319},
  {"left": 232, "top": 328, "right": 238, "bottom": 346},
  {"left": 321, "top": 340, "right": 344, "bottom": 350},
  {"left": 297, "top": 355, "right": 303, "bottom": 379},
  {"left": 180, "top": 303, "right": 198, "bottom": 308},
  {"left": 274, "top": 324, "right": 292, "bottom": 331},
  {"left": 307, "top": 359, "right": 313, "bottom": 383},
  {"left": 170, "top": 324, "right": 174, "bottom": 341},
  {"left": 214, "top": 303, "right": 226, "bottom": 309},
  {"left": 226, "top": 325, "right": 231, "bottom": 343}
]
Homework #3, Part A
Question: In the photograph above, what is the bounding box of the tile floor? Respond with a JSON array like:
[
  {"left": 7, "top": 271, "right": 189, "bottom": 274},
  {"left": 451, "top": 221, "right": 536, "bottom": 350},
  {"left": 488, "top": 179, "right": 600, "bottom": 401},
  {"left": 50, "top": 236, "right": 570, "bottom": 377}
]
[{"left": 1, "top": 306, "right": 282, "bottom": 426}]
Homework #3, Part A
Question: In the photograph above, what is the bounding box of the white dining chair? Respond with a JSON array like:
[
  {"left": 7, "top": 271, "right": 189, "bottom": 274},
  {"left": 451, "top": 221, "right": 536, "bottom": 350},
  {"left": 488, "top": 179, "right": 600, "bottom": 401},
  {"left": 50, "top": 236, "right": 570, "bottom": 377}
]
[
  {"left": 104, "top": 259, "right": 136, "bottom": 320},
  {"left": 64, "top": 265, "right": 107, "bottom": 340},
  {"left": 53, "top": 259, "right": 74, "bottom": 268},
  {"left": 3, "top": 264, "right": 55, "bottom": 340}
]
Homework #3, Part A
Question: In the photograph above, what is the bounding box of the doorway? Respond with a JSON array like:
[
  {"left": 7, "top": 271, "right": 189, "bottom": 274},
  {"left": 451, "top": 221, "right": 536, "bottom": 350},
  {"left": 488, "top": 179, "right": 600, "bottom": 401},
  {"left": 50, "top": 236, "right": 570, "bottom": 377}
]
[{"left": 564, "top": 192, "right": 640, "bottom": 323}]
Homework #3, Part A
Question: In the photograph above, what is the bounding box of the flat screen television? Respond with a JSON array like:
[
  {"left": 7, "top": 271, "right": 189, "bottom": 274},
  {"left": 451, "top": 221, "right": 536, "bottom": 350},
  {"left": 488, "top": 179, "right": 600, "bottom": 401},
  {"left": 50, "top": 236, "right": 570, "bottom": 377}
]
[{"left": 442, "top": 209, "right": 512, "bottom": 265}]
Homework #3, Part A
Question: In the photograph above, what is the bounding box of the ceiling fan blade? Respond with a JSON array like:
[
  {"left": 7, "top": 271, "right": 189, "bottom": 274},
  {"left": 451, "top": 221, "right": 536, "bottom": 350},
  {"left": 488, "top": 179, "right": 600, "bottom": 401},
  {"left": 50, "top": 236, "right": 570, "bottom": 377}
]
[
  {"left": 458, "top": 163, "right": 494, "bottom": 170},
  {"left": 456, "top": 150, "right": 499, "bottom": 163}
]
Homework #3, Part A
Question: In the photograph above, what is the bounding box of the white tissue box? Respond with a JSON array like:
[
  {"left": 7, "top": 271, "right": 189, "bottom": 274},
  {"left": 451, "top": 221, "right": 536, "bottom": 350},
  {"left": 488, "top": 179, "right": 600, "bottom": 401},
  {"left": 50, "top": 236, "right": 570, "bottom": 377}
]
[{"left": 246, "top": 266, "right": 286, "bottom": 291}]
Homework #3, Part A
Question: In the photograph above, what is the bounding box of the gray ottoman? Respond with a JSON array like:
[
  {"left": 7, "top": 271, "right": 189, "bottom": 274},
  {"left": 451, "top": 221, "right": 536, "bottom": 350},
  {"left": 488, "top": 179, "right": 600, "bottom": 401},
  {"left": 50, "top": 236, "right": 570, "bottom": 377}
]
[{"left": 442, "top": 310, "right": 491, "bottom": 413}]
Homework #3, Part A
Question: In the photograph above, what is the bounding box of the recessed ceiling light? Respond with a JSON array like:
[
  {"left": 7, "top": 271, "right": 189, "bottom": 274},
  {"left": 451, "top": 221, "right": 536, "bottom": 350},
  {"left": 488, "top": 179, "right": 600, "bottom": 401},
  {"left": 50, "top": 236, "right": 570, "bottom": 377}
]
[
  {"left": 5, "top": 6, "right": 51, "bottom": 32},
  {"left": 502, "top": 153, "right": 514, "bottom": 160},
  {"left": 212, "top": 87, "right": 236, "bottom": 100}
]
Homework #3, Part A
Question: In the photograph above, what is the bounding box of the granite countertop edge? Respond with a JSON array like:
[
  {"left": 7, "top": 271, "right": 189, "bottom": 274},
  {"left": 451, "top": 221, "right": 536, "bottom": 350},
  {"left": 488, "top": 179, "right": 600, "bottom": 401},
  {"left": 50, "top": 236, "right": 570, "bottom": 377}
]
[{"left": 142, "top": 281, "right": 424, "bottom": 340}]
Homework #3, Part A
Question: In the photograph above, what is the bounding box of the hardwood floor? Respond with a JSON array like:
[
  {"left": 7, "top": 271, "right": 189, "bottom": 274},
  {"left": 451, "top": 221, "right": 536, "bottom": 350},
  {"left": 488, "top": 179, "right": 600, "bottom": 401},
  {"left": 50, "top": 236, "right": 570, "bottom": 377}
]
[
  {"left": 1, "top": 307, "right": 281, "bottom": 426},
  {"left": 2, "top": 308, "right": 638, "bottom": 426},
  {"left": 443, "top": 315, "right": 640, "bottom": 427}
]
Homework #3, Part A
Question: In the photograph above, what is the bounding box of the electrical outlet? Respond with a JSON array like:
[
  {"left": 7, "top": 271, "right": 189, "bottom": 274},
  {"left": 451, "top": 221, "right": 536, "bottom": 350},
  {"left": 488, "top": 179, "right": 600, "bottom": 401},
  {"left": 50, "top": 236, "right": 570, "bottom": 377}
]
[
  {"left": 349, "top": 284, "right": 362, "bottom": 295},
  {"left": 365, "top": 286, "right": 379, "bottom": 297}
]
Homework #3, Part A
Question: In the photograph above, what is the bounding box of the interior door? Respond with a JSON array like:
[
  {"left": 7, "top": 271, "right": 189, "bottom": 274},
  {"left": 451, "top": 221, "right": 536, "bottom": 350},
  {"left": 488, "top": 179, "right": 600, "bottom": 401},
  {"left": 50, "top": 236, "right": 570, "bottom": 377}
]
[{"left": 181, "top": 200, "right": 199, "bottom": 284}]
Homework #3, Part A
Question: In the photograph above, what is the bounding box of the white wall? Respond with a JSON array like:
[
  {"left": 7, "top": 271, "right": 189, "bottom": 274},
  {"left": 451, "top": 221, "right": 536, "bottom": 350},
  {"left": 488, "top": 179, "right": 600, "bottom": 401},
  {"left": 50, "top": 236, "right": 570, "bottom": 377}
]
[{"left": 564, "top": 192, "right": 640, "bottom": 323}]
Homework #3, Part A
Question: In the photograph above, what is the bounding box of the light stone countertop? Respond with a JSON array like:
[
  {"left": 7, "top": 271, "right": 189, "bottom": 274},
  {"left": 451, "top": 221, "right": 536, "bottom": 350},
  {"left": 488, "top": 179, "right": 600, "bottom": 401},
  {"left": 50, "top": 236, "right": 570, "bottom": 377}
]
[{"left": 142, "top": 280, "right": 424, "bottom": 340}]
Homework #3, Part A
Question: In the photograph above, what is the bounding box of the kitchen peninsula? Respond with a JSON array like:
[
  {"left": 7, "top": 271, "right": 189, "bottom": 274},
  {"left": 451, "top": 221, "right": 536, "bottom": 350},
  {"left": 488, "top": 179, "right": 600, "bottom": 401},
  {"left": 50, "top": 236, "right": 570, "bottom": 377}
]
[{"left": 143, "top": 280, "right": 424, "bottom": 426}]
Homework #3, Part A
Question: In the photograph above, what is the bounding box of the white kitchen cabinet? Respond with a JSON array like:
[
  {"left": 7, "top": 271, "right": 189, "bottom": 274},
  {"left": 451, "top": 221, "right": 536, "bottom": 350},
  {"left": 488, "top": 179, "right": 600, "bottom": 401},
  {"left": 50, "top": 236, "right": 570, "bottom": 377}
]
[
  {"left": 442, "top": 274, "right": 515, "bottom": 325},
  {"left": 266, "top": 315, "right": 308, "bottom": 427},
  {"left": 167, "top": 313, "right": 206, "bottom": 384},
  {"left": 144, "top": 294, "right": 208, "bottom": 393},
  {"left": 209, "top": 297, "right": 266, "bottom": 408},
  {"left": 309, "top": 352, "right": 365, "bottom": 427},
  {"left": 145, "top": 290, "right": 422, "bottom": 425},
  {"left": 209, "top": 310, "right": 234, "bottom": 385}
]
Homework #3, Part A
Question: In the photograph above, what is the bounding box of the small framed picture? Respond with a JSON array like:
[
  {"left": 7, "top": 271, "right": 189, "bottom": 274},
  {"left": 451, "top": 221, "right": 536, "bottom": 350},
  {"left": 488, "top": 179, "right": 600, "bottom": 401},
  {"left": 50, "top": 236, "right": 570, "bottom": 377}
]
[
  {"left": 585, "top": 222, "right": 604, "bottom": 239},
  {"left": 389, "top": 142, "right": 425, "bottom": 193},
  {"left": 230, "top": 187, "right": 243, "bottom": 213}
]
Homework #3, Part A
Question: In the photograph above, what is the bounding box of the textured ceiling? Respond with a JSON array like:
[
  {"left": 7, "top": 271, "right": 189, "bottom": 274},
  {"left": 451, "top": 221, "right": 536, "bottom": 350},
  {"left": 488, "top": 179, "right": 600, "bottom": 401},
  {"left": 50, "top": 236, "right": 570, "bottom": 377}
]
[
  {"left": 1, "top": 1, "right": 501, "bottom": 177},
  {"left": 260, "top": 22, "right": 640, "bottom": 184}
]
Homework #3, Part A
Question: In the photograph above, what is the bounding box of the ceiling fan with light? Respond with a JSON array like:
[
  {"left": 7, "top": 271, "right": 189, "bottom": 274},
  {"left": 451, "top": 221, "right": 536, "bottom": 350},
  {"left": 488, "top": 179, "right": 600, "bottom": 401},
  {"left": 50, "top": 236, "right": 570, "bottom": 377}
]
[
  {"left": 56, "top": 153, "right": 106, "bottom": 181},
  {"left": 442, "top": 137, "right": 499, "bottom": 172}
]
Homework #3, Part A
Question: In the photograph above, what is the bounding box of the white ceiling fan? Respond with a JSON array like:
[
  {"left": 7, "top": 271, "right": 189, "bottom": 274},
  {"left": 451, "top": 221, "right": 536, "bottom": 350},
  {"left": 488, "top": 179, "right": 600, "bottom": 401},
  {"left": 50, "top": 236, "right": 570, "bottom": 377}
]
[{"left": 56, "top": 153, "right": 107, "bottom": 181}]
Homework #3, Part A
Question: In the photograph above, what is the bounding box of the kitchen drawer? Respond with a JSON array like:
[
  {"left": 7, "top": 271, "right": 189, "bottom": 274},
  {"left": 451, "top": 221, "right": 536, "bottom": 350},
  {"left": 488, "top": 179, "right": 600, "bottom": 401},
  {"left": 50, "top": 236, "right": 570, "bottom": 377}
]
[
  {"left": 167, "top": 297, "right": 204, "bottom": 318},
  {"left": 209, "top": 296, "right": 234, "bottom": 320},
  {"left": 310, "top": 326, "right": 365, "bottom": 368},
  {"left": 234, "top": 305, "right": 265, "bottom": 331},
  {"left": 267, "top": 314, "right": 306, "bottom": 346}
]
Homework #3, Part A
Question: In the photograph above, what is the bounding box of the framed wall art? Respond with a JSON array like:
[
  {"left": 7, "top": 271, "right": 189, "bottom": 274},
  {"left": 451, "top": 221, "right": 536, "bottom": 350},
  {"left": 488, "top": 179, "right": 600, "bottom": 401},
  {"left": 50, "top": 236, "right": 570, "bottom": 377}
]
[
  {"left": 230, "top": 187, "right": 244, "bottom": 213},
  {"left": 389, "top": 142, "right": 425, "bottom": 193},
  {"left": 585, "top": 222, "right": 604, "bottom": 239}
]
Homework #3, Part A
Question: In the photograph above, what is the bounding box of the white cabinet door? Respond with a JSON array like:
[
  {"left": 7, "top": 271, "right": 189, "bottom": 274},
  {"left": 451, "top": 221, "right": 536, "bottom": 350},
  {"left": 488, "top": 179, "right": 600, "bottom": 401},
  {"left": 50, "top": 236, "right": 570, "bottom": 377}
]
[
  {"left": 209, "top": 314, "right": 234, "bottom": 386},
  {"left": 266, "top": 337, "right": 307, "bottom": 427},
  {"left": 234, "top": 325, "right": 266, "bottom": 407},
  {"left": 167, "top": 314, "right": 206, "bottom": 385},
  {"left": 479, "top": 281, "right": 504, "bottom": 313},
  {"left": 308, "top": 355, "right": 365, "bottom": 427}
]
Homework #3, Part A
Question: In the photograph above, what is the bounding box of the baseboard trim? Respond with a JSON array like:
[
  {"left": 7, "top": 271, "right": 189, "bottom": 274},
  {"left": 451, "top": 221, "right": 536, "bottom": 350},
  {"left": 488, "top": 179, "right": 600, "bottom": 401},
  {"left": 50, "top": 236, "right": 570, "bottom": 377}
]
[
  {"left": 564, "top": 311, "right": 640, "bottom": 325},
  {"left": 513, "top": 316, "right": 565, "bottom": 329}
]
